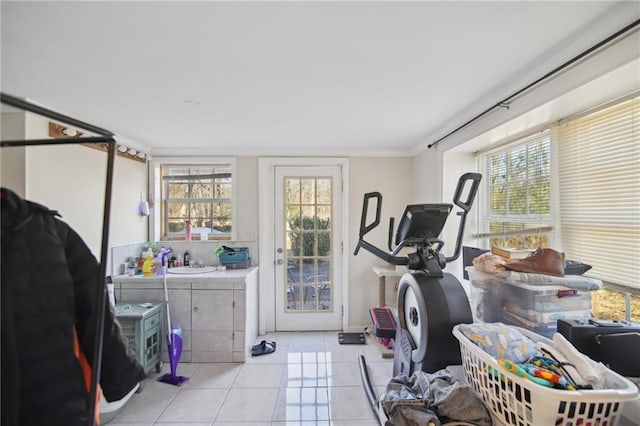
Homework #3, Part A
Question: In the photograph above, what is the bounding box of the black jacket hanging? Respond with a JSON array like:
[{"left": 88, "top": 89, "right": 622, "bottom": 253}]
[{"left": 1, "top": 187, "right": 146, "bottom": 426}]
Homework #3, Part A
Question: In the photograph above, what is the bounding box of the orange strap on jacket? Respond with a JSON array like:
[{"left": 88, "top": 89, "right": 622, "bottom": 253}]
[{"left": 73, "top": 326, "right": 102, "bottom": 425}]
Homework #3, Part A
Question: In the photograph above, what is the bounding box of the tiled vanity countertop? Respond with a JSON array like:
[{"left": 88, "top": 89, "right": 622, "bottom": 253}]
[{"left": 111, "top": 266, "right": 259, "bottom": 363}]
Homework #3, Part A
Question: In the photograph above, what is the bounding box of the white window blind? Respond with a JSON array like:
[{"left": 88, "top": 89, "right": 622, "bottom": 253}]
[
  {"left": 557, "top": 96, "right": 640, "bottom": 290},
  {"left": 478, "top": 131, "right": 553, "bottom": 248}
]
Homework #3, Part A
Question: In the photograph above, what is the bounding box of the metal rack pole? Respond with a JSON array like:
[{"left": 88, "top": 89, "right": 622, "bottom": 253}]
[{"left": 1, "top": 92, "right": 116, "bottom": 426}]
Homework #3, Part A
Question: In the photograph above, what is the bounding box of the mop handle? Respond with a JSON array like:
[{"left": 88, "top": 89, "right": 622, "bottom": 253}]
[{"left": 162, "top": 264, "right": 172, "bottom": 345}]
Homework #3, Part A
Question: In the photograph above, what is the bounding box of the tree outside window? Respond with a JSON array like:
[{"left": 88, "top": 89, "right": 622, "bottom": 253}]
[
  {"left": 161, "top": 165, "right": 232, "bottom": 239},
  {"left": 483, "top": 132, "right": 552, "bottom": 249}
]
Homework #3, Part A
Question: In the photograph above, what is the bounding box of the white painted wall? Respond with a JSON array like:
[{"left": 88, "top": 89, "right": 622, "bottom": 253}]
[
  {"left": 235, "top": 156, "right": 259, "bottom": 242},
  {"left": 348, "top": 157, "right": 413, "bottom": 329},
  {"left": 413, "top": 148, "right": 440, "bottom": 202},
  {"left": 0, "top": 112, "right": 27, "bottom": 196},
  {"left": 1, "top": 112, "right": 148, "bottom": 274}
]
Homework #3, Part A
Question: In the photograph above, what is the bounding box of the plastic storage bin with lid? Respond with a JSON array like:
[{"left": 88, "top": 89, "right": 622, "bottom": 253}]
[{"left": 466, "top": 266, "right": 594, "bottom": 338}]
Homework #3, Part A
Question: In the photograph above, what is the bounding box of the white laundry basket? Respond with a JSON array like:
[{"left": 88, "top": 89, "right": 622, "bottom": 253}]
[{"left": 452, "top": 325, "right": 638, "bottom": 426}]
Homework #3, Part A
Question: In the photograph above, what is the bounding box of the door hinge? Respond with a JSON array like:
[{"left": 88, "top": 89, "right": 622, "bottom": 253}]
[
  {"left": 341, "top": 241, "right": 343, "bottom": 254},
  {"left": 232, "top": 300, "right": 235, "bottom": 308},
  {"left": 341, "top": 305, "right": 344, "bottom": 318}
]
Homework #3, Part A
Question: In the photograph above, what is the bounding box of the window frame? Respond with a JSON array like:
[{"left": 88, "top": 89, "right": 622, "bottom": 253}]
[
  {"left": 477, "top": 130, "right": 556, "bottom": 250},
  {"left": 149, "top": 157, "right": 237, "bottom": 242}
]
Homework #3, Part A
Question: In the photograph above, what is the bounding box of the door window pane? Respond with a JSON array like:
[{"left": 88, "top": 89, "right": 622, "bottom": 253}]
[
  {"left": 316, "top": 179, "right": 331, "bottom": 204},
  {"left": 287, "top": 206, "right": 301, "bottom": 231},
  {"left": 301, "top": 179, "right": 315, "bottom": 204},
  {"left": 284, "top": 176, "right": 334, "bottom": 313},
  {"left": 286, "top": 178, "right": 301, "bottom": 204}
]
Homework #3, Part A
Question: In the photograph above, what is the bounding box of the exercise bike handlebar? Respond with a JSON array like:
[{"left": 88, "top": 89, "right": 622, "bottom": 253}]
[
  {"left": 354, "top": 239, "right": 409, "bottom": 265},
  {"left": 445, "top": 172, "right": 482, "bottom": 262},
  {"left": 357, "top": 192, "right": 382, "bottom": 239},
  {"left": 353, "top": 172, "right": 482, "bottom": 268},
  {"left": 353, "top": 191, "right": 408, "bottom": 264},
  {"left": 453, "top": 172, "right": 482, "bottom": 213}
]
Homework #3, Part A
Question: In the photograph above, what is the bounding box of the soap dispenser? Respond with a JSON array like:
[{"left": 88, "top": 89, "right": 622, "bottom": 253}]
[{"left": 184, "top": 249, "right": 190, "bottom": 267}]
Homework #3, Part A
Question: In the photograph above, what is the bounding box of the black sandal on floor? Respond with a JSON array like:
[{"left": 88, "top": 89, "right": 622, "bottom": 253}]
[{"left": 251, "top": 340, "right": 276, "bottom": 356}]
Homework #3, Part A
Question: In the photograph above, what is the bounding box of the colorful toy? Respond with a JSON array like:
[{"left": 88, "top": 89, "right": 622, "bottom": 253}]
[{"left": 498, "top": 359, "right": 554, "bottom": 387}]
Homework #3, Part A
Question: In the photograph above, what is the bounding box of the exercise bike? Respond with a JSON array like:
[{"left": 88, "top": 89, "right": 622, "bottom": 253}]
[{"left": 353, "top": 172, "right": 482, "bottom": 423}]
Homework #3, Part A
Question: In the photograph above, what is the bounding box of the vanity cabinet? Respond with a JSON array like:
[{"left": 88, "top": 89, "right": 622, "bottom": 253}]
[{"left": 113, "top": 267, "right": 258, "bottom": 363}]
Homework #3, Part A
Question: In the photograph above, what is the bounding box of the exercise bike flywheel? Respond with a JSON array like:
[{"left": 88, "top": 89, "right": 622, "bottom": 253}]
[{"left": 393, "top": 270, "right": 473, "bottom": 376}]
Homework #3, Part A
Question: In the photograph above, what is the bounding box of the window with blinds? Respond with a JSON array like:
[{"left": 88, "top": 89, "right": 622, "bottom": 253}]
[
  {"left": 479, "top": 131, "right": 553, "bottom": 249},
  {"left": 557, "top": 96, "right": 640, "bottom": 290}
]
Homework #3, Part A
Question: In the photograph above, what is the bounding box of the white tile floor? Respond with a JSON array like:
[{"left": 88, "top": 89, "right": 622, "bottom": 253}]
[{"left": 108, "top": 331, "right": 392, "bottom": 425}]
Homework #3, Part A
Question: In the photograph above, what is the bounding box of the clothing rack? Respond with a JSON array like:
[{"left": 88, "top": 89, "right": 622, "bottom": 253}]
[{"left": 1, "top": 92, "right": 116, "bottom": 426}]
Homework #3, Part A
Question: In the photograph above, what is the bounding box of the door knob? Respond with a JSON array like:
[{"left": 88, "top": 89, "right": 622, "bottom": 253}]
[
  {"left": 277, "top": 248, "right": 283, "bottom": 254},
  {"left": 277, "top": 259, "right": 283, "bottom": 265}
]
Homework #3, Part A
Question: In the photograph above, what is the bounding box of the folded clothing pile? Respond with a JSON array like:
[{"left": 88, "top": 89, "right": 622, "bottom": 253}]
[{"left": 458, "top": 323, "right": 609, "bottom": 390}]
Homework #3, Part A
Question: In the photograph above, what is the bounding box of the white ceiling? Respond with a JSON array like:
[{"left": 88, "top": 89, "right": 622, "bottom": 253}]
[{"left": 1, "top": 1, "right": 637, "bottom": 156}]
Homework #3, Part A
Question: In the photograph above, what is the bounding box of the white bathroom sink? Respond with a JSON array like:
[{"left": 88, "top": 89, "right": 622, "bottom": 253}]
[{"left": 167, "top": 266, "right": 217, "bottom": 275}]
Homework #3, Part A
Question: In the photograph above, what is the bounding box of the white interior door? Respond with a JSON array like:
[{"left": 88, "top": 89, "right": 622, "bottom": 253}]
[{"left": 274, "top": 166, "right": 343, "bottom": 331}]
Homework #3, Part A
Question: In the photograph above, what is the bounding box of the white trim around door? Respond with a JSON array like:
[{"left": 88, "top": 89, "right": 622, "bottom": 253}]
[{"left": 258, "top": 157, "right": 349, "bottom": 334}]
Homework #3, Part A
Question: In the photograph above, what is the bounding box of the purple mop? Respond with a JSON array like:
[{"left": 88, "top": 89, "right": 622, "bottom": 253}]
[{"left": 157, "top": 251, "right": 189, "bottom": 386}]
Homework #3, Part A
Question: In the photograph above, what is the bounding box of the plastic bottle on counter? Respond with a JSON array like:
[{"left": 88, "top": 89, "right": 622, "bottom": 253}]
[
  {"left": 185, "top": 220, "right": 192, "bottom": 241},
  {"left": 136, "top": 257, "right": 144, "bottom": 275},
  {"left": 142, "top": 252, "right": 154, "bottom": 276},
  {"left": 184, "top": 250, "right": 190, "bottom": 267}
]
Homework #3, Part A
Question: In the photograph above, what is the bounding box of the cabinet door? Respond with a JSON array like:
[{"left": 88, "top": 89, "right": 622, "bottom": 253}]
[
  {"left": 191, "top": 289, "right": 234, "bottom": 360},
  {"left": 192, "top": 289, "right": 233, "bottom": 331}
]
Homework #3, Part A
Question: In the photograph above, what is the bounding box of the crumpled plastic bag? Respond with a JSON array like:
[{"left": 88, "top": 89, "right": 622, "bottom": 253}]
[{"left": 472, "top": 252, "right": 505, "bottom": 273}]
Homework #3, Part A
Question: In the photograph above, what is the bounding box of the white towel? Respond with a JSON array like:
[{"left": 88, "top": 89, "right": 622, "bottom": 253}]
[
  {"left": 535, "top": 341, "right": 590, "bottom": 389},
  {"left": 553, "top": 332, "right": 607, "bottom": 388}
]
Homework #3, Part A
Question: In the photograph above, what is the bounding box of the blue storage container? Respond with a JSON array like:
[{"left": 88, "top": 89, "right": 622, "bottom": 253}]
[{"left": 218, "top": 247, "right": 250, "bottom": 266}]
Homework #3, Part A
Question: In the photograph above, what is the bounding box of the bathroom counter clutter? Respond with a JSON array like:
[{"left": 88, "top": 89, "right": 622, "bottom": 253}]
[{"left": 112, "top": 267, "right": 258, "bottom": 363}]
